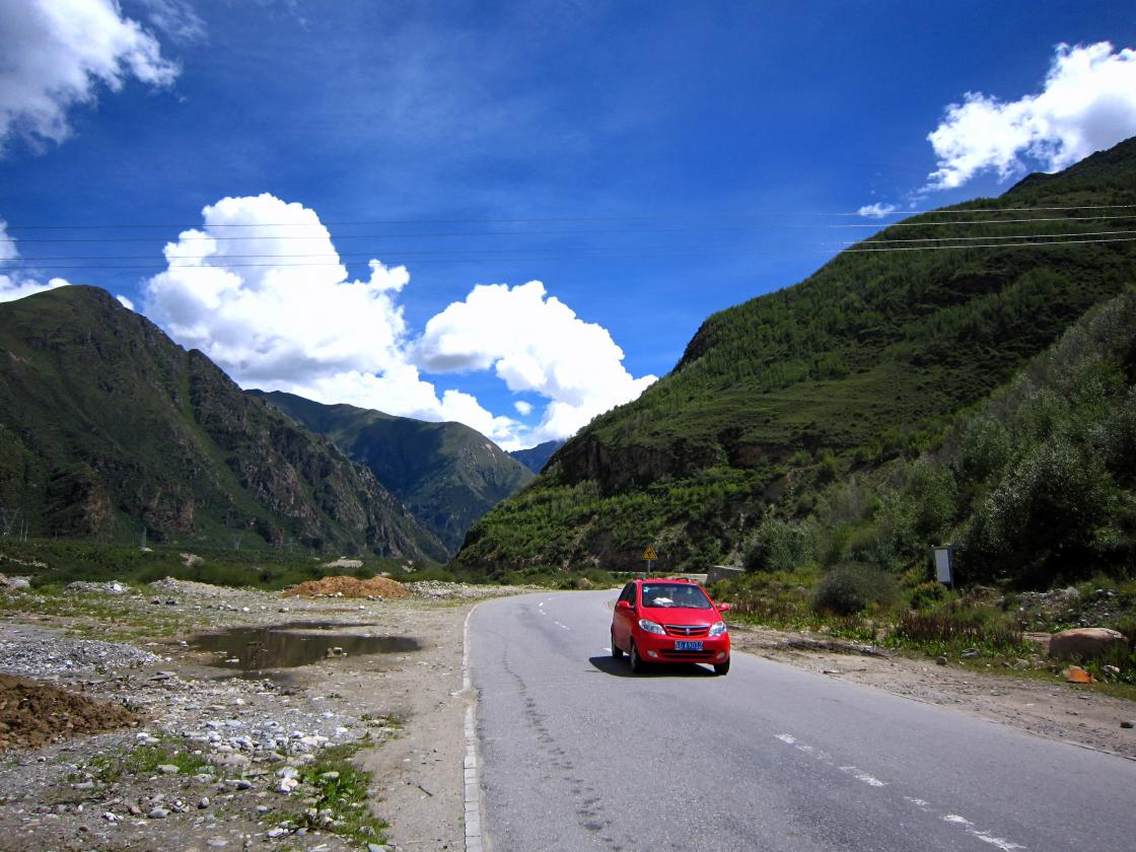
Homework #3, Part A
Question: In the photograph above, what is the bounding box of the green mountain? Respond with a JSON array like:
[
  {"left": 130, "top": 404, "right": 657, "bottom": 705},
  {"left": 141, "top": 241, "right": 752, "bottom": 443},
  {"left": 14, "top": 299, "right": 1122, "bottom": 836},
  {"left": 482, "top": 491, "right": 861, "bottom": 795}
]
[
  {"left": 250, "top": 390, "right": 533, "bottom": 555},
  {"left": 509, "top": 440, "right": 565, "bottom": 474},
  {"left": 0, "top": 287, "right": 446, "bottom": 561},
  {"left": 455, "top": 137, "right": 1136, "bottom": 578}
]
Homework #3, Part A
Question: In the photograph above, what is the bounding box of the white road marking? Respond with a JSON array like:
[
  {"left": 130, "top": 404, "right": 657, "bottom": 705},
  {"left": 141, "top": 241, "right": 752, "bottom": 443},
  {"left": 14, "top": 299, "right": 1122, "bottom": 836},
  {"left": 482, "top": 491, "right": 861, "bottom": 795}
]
[
  {"left": 462, "top": 605, "right": 486, "bottom": 852},
  {"left": 838, "top": 766, "right": 887, "bottom": 787},
  {"left": 775, "top": 735, "right": 1027, "bottom": 851}
]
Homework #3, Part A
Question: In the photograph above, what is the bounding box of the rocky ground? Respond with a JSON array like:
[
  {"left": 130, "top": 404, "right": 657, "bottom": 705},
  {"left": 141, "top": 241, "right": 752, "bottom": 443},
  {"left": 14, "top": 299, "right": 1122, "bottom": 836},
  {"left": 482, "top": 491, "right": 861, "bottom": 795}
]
[
  {"left": 2, "top": 580, "right": 1133, "bottom": 851},
  {"left": 0, "top": 578, "right": 530, "bottom": 852},
  {"left": 729, "top": 624, "right": 1136, "bottom": 760}
]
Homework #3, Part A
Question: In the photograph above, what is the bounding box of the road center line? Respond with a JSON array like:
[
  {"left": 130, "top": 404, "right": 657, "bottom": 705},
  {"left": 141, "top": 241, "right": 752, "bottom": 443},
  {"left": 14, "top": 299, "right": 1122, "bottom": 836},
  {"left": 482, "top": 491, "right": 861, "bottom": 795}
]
[{"left": 775, "top": 734, "right": 1027, "bottom": 850}]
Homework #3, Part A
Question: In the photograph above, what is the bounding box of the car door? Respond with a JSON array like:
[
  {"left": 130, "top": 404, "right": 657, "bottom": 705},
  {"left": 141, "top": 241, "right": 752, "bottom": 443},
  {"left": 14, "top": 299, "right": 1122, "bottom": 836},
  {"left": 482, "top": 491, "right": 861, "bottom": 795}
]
[{"left": 613, "top": 583, "right": 635, "bottom": 649}]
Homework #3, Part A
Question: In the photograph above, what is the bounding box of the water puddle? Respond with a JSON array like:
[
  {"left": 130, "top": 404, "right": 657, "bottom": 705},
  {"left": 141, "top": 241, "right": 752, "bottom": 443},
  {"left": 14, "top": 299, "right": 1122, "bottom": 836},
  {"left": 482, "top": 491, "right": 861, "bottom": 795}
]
[{"left": 189, "top": 621, "right": 420, "bottom": 672}]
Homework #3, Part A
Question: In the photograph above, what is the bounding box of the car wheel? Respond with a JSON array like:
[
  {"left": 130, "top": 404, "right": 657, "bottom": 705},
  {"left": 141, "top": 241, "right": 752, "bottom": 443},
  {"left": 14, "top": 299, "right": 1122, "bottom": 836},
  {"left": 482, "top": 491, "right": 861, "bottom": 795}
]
[
  {"left": 714, "top": 659, "right": 730, "bottom": 676},
  {"left": 628, "top": 641, "right": 642, "bottom": 674},
  {"left": 610, "top": 630, "right": 624, "bottom": 659}
]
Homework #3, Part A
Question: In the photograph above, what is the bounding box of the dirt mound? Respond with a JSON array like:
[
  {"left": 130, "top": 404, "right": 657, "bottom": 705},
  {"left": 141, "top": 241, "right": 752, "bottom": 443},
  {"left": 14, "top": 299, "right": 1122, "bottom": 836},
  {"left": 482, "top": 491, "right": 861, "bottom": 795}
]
[
  {"left": 0, "top": 675, "right": 141, "bottom": 751},
  {"left": 282, "top": 575, "right": 410, "bottom": 599}
]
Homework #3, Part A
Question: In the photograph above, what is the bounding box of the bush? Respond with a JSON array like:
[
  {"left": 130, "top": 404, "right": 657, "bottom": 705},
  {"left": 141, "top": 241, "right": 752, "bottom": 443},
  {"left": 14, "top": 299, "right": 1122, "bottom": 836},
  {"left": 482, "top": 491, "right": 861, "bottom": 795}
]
[
  {"left": 811, "top": 563, "right": 898, "bottom": 615},
  {"left": 909, "top": 580, "right": 949, "bottom": 610},
  {"left": 743, "top": 515, "right": 813, "bottom": 572}
]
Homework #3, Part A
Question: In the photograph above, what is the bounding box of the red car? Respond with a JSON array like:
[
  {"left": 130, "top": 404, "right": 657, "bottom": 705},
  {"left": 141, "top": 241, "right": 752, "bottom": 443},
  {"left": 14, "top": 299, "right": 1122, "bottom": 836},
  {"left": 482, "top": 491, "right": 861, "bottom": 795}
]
[{"left": 610, "top": 577, "right": 732, "bottom": 675}]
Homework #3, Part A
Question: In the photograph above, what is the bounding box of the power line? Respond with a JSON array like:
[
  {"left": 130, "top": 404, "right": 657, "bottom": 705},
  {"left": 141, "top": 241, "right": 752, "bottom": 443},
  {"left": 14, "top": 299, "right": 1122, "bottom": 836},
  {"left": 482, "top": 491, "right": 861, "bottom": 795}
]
[
  {"left": 843, "top": 236, "right": 1136, "bottom": 253},
  {"left": 3, "top": 203, "right": 1135, "bottom": 231},
  {"left": 19, "top": 229, "right": 1136, "bottom": 262},
  {"left": 844, "top": 228, "right": 1136, "bottom": 246},
  {"left": 4, "top": 213, "right": 1135, "bottom": 245},
  {"left": 18, "top": 235, "right": 1134, "bottom": 272}
]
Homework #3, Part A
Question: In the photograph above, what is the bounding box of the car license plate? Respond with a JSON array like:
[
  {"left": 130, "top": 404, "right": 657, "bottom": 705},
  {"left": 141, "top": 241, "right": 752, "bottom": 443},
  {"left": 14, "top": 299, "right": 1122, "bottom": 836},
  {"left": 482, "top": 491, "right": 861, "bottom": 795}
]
[{"left": 675, "top": 640, "right": 703, "bottom": 651}]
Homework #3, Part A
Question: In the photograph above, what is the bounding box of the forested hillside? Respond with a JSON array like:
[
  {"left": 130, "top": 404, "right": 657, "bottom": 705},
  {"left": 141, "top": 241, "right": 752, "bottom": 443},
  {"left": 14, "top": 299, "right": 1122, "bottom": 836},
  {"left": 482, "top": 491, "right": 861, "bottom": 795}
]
[
  {"left": 455, "top": 137, "right": 1136, "bottom": 580},
  {"left": 0, "top": 287, "right": 446, "bottom": 561},
  {"left": 252, "top": 390, "right": 533, "bottom": 555}
]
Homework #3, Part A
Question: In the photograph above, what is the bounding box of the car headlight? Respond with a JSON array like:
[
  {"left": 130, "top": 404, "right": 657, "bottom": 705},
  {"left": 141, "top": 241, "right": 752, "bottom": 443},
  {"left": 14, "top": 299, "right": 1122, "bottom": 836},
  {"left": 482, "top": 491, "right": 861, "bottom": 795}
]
[
  {"left": 637, "top": 619, "right": 666, "bottom": 635},
  {"left": 709, "top": 621, "right": 727, "bottom": 637}
]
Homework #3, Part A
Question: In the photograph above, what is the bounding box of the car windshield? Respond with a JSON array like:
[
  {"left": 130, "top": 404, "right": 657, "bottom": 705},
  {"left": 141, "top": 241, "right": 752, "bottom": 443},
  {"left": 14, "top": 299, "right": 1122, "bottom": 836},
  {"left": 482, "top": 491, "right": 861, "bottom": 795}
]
[{"left": 640, "top": 583, "right": 712, "bottom": 609}]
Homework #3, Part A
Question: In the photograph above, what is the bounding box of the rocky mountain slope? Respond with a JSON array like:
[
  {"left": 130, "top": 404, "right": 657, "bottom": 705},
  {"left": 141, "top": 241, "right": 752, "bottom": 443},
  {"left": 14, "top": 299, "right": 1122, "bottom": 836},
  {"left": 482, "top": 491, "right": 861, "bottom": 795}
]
[
  {"left": 454, "top": 137, "right": 1136, "bottom": 577},
  {"left": 0, "top": 287, "right": 446, "bottom": 561},
  {"left": 251, "top": 391, "right": 532, "bottom": 555},
  {"left": 508, "top": 440, "right": 565, "bottom": 474}
]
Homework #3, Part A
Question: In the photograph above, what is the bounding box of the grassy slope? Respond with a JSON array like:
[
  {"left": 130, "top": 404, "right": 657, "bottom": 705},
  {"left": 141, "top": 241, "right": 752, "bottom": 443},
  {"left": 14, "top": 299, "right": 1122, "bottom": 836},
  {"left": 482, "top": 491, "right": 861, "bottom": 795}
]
[
  {"left": 455, "top": 137, "right": 1136, "bottom": 577},
  {"left": 251, "top": 390, "right": 533, "bottom": 555},
  {"left": 0, "top": 287, "right": 445, "bottom": 561}
]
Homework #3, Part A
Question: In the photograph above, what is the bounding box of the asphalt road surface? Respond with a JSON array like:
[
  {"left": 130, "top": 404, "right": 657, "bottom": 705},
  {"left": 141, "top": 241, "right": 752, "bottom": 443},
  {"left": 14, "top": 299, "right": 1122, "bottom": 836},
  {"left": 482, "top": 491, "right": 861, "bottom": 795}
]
[{"left": 469, "top": 590, "right": 1136, "bottom": 852}]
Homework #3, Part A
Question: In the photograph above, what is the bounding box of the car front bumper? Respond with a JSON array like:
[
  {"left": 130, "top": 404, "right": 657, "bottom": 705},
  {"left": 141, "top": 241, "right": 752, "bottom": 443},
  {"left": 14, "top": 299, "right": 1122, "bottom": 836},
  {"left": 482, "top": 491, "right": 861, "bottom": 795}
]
[{"left": 634, "top": 631, "right": 730, "bottom": 664}]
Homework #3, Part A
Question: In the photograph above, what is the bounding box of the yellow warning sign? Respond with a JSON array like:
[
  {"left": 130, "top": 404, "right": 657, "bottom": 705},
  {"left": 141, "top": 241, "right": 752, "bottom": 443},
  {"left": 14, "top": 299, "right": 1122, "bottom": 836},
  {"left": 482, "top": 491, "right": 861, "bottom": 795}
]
[{"left": 643, "top": 545, "right": 658, "bottom": 561}]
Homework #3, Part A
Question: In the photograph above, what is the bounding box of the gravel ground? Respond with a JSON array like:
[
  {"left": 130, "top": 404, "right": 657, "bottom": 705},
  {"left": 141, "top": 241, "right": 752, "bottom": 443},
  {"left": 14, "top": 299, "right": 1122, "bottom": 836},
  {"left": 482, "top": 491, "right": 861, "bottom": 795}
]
[{"left": 0, "top": 578, "right": 530, "bottom": 851}]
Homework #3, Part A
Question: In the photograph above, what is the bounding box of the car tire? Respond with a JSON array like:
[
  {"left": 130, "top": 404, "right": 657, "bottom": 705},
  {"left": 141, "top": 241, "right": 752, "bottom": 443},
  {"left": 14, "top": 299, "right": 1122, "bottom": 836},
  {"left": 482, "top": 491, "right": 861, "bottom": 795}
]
[
  {"left": 628, "top": 641, "right": 642, "bottom": 674},
  {"left": 714, "top": 659, "right": 730, "bottom": 676},
  {"left": 611, "top": 630, "right": 624, "bottom": 659}
]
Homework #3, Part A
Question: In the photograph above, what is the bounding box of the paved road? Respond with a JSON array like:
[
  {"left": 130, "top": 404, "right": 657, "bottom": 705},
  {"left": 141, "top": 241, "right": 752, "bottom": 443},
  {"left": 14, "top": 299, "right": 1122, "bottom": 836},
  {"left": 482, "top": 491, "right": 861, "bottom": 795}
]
[{"left": 469, "top": 590, "right": 1136, "bottom": 852}]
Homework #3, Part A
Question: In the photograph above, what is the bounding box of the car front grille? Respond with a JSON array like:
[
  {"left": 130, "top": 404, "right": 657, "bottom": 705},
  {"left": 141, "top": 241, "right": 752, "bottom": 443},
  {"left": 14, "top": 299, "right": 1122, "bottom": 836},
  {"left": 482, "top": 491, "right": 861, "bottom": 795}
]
[
  {"left": 660, "top": 650, "right": 716, "bottom": 661},
  {"left": 664, "top": 624, "right": 709, "bottom": 637}
]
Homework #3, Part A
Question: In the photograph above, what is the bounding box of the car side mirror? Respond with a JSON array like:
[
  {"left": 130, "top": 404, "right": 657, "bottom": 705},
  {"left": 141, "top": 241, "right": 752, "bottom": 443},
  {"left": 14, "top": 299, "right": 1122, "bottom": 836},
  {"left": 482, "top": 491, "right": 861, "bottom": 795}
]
[
  {"left": 616, "top": 600, "right": 632, "bottom": 610},
  {"left": 717, "top": 602, "right": 732, "bottom": 613}
]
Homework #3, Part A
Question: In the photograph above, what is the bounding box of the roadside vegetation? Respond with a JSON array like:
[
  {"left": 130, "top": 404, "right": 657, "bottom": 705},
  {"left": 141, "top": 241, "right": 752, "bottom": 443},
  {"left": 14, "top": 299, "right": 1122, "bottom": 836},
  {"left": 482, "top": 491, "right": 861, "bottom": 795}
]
[
  {"left": 0, "top": 539, "right": 440, "bottom": 590},
  {"left": 711, "top": 290, "right": 1136, "bottom": 686}
]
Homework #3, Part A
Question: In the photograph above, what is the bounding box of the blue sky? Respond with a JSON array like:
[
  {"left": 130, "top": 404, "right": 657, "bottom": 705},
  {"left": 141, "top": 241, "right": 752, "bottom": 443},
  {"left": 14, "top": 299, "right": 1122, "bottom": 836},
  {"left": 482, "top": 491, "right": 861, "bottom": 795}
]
[{"left": 1, "top": 1, "right": 1134, "bottom": 448}]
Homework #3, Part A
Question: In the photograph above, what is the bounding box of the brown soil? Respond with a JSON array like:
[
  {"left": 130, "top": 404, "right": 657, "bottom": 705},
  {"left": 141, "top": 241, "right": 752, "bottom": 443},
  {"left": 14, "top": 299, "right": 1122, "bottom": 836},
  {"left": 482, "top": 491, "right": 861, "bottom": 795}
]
[
  {"left": 0, "top": 675, "right": 141, "bottom": 752},
  {"left": 281, "top": 574, "right": 410, "bottom": 598}
]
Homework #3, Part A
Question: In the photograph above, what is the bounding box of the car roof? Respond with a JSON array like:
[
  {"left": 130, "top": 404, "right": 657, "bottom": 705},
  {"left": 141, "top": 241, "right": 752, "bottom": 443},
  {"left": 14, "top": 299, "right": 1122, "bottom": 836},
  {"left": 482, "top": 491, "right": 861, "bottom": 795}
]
[{"left": 636, "top": 577, "right": 700, "bottom": 586}]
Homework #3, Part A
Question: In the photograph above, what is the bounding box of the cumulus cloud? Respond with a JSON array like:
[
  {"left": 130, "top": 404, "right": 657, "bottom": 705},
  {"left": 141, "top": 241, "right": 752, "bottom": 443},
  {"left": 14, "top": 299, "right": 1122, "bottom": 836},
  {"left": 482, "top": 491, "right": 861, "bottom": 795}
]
[
  {"left": 514, "top": 400, "right": 533, "bottom": 417},
  {"left": 116, "top": 294, "right": 135, "bottom": 310},
  {"left": 857, "top": 203, "right": 897, "bottom": 219},
  {"left": 926, "top": 42, "right": 1136, "bottom": 190},
  {"left": 0, "top": 0, "right": 178, "bottom": 154},
  {"left": 0, "top": 218, "right": 72, "bottom": 303},
  {"left": 140, "top": 194, "right": 531, "bottom": 446},
  {"left": 417, "top": 281, "right": 657, "bottom": 442},
  {"left": 141, "top": 194, "right": 654, "bottom": 449}
]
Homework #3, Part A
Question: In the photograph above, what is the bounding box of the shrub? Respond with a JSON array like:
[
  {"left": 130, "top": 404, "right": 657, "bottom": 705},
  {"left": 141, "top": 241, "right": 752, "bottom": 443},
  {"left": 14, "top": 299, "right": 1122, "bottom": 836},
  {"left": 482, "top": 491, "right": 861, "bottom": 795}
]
[
  {"left": 811, "top": 563, "right": 898, "bottom": 616},
  {"left": 909, "top": 580, "right": 949, "bottom": 610},
  {"left": 892, "top": 606, "right": 1024, "bottom": 654},
  {"left": 743, "top": 515, "right": 813, "bottom": 572}
]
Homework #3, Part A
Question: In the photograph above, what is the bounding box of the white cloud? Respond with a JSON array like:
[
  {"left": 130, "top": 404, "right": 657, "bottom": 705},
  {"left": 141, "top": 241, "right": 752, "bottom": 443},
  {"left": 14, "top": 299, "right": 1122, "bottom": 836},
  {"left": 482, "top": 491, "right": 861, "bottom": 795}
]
[
  {"left": 141, "top": 194, "right": 654, "bottom": 450},
  {"left": 417, "top": 281, "right": 657, "bottom": 442},
  {"left": 514, "top": 400, "right": 533, "bottom": 416},
  {"left": 926, "top": 42, "right": 1136, "bottom": 190},
  {"left": 857, "top": 203, "right": 897, "bottom": 219},
  {"left": 0, "top": 218, "right": 72, "bottom": 302},
  {"left": 137, "top": 0, "right": 207, "bottom": 44},
  {"left": 0, "top": 220, "right": 17, "bottom": 263},
  {"left": 0, "top": 0, "right": 178, "bottom": 154},
  {"left": 142, "top": 194, "right": 530, "bottom": 449},
  {"left": 116, "top": 294, "right": 135, "bottom": 310}
]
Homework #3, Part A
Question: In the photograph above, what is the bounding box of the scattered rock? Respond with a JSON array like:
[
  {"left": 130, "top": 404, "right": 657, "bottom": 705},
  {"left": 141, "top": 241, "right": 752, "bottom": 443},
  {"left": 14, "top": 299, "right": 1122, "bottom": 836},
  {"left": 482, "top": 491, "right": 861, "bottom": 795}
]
[
  {"left": 1049, "top": 628, "right": 1127, "bottom": 661},
  {"left": 1122, "top": 721, "right": 1134, "bottom": 729},
  {"left": 935, "top": 656, "right": 948, "bottom": 666},
  {"left": 157, "top": 764, "right": 179, "bottom": 774},
  {"left": 148, "top": 807, "right": 170, "bottom": 819}
]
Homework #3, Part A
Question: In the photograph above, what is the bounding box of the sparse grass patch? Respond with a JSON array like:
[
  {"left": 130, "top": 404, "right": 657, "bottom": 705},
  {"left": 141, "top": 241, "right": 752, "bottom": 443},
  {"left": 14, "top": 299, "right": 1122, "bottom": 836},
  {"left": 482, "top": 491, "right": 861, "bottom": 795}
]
[
  {"left": 265, "top": 739, "right": 388, "bottom": 847},
  {"left": 887, "top": 606, "right": 1030, "bottom": 657}
]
